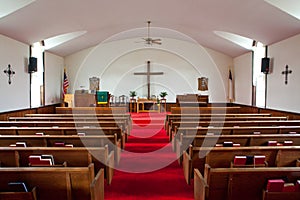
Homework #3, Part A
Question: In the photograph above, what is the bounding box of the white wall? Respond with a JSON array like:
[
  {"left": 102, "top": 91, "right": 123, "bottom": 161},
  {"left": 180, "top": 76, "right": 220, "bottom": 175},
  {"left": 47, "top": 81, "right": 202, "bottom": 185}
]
[
  {"left": 65, "top": 38, "right": 233, "bottom": 103},
  {"left": 44, "top": 52, "right": 64, "bottom": 105},
  {"left": 233, "top": 52, "right": 253, "bottom": 105},
  {"left": 267, "top": 34, "right": 300, "bottom": 113},
  {"left": 0, "top": 34, "right": 30, "bottom": 112}
]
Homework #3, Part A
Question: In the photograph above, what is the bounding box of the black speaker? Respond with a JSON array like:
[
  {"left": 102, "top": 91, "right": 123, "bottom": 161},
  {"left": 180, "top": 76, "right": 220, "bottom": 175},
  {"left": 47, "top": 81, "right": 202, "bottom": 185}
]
[
  {"left": 261, "top": 57, "right": 270, "bottom": 74},
  {"left": 28, "top": 57, "right": 37, "bottom": 73}
]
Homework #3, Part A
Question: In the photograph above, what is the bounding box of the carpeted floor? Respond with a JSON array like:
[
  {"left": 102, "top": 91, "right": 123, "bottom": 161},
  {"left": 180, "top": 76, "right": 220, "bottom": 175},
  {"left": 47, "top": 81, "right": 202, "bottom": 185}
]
[{"left": 104, "top": 112, "right": 194, "bottom": 199}]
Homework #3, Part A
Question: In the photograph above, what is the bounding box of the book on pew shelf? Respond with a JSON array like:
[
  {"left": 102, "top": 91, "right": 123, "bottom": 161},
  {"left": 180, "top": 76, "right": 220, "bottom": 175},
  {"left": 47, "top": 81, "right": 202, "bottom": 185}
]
[
  {"left": 9, "top": 144, "right": 16, "bottom": 147},
  {"left": 267, "top": 179, "right": 284, "bottom": 192},
  {"left": 223, "top": 141, "right": 233, "bottom": 147},
  {"left": 283, "top": 140, "right": 293, "bottom": 146},
  {"left": 64, "top": 144, "right": 74, "bottom": 147},
  {"left": 233, "top": 156, "right": 247, "bottom": 165},
  {"left": 215, "top": 144, "right": 223, "bottom": 147},
  {"left": 206, "top": 132, "right": 214, "bottom": 136},
  {"left": 253, "top": 131, "right": 261, "bottom": 135},
  {"left": 233, "top": 143, "right": 240, "bottom": 147},
  {"left": 78, "top": 132, "right": 86, "bottom": 136},
  {"left": 268, "top": 141, "right": 277, "bottom": 146},
  {"left": 296, "top": 180, "right": 300, "bottom": 192},
  {"left": 282, "top": 183, "right": 296, "bottom": 192},
  {"left": 52, "top": 126, "right": 59, "bottom": 128},
  {"left": 16, "top": 142, "right": 27, "bottom": 147},
  {"left": 54, "top": 142, "right": 65, "bottom": 147},
  {"left": 289, "top": 131, "right": 297, "bottom": 134},
  {"left": 246, "top": 155, "right": 254, "bottom": 165},
  {"left": 254, "top": 155, "right": 266, "bottom": 165},
  {"left": 8, "top": 182, "right": 28, "bottom": 192},
  {"left": 41, "top": 155, "right": 55, "bottom": 165},
  {"left": 29, "top": 155, "right": 54, "bottom": 166},
  {"left": 35, "top": 132, "right": 44, "bottom": 136}
]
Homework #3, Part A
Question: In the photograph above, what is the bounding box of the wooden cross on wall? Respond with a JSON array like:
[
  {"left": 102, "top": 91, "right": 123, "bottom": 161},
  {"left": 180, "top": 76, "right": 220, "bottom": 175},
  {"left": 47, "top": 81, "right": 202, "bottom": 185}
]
[
  {"left": 3, "top": 64, "right": 15, "bottom": 84},
  {"left": 134, "top": 61, "right": 163, "bottom": 99},
  {"left": 281, "top": 65, "right": 292, "bottom": 85}
]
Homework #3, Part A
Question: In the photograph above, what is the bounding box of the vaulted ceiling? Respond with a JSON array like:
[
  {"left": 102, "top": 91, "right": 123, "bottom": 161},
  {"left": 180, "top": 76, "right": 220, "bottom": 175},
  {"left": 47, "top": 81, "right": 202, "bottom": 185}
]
[{"left": 0, "top": 0, "right": 300, "bottom": 58}]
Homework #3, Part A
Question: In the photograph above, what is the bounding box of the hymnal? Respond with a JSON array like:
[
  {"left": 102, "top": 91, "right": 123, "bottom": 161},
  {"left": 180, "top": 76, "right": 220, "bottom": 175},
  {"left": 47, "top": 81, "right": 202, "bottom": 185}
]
[
  {"left": 29, "top": 154, "right": 54, "bottom": 166},
  {"left": 233, "top": 143, "right": 240, "bottom": 147},
  {"left": 267, "top": 179, "right": 284, "bottom": 192},
  {"left": 233, "top": 156, "right": 246, "bottom": 165},
  {"left": 64, "top": 144, "right": 74, "bottom": 147},
  {"left": 245, "top": 155, "right": 254, "bottom": 165},
  {"left": 35, "top": 132, "right": 44, "bottom": 136},
  {"left": 253, "top": 131, "right": 261, "bottom": 135},
  {"left": 8, "top": 182, "right": 28, "bottom": 192},
  {"left": 296, "top": 180, "right": 300, "bottom": 192},
  {"left": 223, "top": 141, "right": 233, "bottom": 147},
  {"left": 268, "top": 141, "right": 277, "bottom": 146},
  {"left": 283, "top": 140, "right": 293, "bottom": 146},
  {"left": 54, "top": 142, "right": 65, "bottom": 147},
  {"left": 282, "top": 183, "right": 295, "bottom": 192},
  {"left": 254, "top": 155, "right": 266, "bottom": 165},
  {"left": 78, "top": 132, "right": 86, "bottom": 136},
  {"left": 16, "top": 142, "right": 27, "bottom": 147}
]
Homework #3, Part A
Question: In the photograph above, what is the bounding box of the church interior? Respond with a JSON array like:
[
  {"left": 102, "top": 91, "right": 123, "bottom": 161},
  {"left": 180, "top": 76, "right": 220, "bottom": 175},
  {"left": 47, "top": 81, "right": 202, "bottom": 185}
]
[{"left": 0, "top": 1, "right": 300, "bottom": 199}]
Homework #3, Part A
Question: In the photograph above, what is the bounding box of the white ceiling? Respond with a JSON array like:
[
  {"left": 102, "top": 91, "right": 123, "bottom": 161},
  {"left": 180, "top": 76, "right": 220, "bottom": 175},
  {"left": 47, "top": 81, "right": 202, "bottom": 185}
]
[{"left": 0, "top": 0, "right": 300, "bottom": 57}]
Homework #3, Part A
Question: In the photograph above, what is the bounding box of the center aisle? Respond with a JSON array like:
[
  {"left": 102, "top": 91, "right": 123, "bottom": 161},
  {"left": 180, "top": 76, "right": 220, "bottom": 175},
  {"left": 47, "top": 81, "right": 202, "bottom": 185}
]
[{"left": 105, "top": 112, "right": 194, "bottom": 199}]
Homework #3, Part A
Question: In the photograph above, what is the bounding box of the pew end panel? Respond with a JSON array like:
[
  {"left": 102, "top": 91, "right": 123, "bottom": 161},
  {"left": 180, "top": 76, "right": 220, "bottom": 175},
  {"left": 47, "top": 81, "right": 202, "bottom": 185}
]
[
  {"left": 90, "top": 169, "right": 105, "bottom": 200},
  {"left": 194, "top": 169, "right": 208, "bottom": 200}
]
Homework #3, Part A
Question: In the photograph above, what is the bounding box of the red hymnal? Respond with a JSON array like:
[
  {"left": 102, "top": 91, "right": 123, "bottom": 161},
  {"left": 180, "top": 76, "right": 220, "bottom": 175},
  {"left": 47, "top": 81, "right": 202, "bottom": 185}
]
[
  {"left": 233, "top": 156, "right": 246, "bottom": 165},
  {"left": 296, "top": 180, "right": 300, "bottom": 192},
  {"left": 254, "top": 155, "right": 266, "bottom": 165},
  {"left": 268, "top": 141, "right": 277, "bottom": 146},
  {"left": 282, "top": 183, "right": 296, "bottom": 192},
  {"left": 267, "top": 179, "right": 284, "bottom": 192},
  {"left": 54, "top": 142, "right": 65, "bottom": 147}
]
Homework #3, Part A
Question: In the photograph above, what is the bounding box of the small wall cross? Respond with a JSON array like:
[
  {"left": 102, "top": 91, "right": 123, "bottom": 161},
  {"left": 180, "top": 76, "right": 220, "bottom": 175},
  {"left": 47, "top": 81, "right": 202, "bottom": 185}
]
[
  {"left": 281, "top": 65, "right": 292, "bottom": 85},
  {"left": 3, "top": 64, "right": 15, "bottom": 84}
]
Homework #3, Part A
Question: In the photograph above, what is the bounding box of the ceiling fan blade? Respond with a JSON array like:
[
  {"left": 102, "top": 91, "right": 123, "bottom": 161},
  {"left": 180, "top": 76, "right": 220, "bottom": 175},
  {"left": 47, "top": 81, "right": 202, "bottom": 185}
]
[
  {"left": 152, "top": 40, "right": 162, "bottom": 45},
  {"left": 152, "top": 38, "right": 161, "bottom": 42}
]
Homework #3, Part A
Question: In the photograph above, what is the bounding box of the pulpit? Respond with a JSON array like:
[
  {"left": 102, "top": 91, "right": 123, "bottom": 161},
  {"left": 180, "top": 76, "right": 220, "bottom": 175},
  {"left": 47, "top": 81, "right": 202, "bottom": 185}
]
[{"left": 74, "top": 90, "right": 96, "bottom": 107}]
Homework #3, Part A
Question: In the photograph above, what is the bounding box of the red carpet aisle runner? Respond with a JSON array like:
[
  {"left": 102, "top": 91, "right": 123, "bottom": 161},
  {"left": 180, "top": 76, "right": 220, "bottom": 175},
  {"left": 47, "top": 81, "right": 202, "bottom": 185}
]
[{"left": 105, "top": 112, "right": 194, "bottom": 200}]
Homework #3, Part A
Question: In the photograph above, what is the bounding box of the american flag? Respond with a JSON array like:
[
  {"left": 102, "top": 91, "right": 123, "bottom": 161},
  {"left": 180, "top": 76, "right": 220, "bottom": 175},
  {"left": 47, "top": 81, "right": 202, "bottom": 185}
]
[{"left": 63, "top": 69, "right": 69, "bottom": 98}]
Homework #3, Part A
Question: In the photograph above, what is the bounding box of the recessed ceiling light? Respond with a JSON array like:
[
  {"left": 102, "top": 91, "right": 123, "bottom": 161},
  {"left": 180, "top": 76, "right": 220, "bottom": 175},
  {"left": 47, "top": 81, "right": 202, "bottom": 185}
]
[
  {"left": 264, "top": 0, "right": 300, "bottom": 20},
  {"left": 43, "top": 31, "right": 87, "bottom": 50},
  {"left": 0, "top": 0, "right": 35, "bottom": 19}
]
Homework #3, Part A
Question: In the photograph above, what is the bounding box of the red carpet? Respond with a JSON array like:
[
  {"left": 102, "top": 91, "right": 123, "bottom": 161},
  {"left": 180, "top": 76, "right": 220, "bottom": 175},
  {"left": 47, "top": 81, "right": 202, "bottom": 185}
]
[{"left": 105, "top": 112, "right": 194, "bottom": 199}]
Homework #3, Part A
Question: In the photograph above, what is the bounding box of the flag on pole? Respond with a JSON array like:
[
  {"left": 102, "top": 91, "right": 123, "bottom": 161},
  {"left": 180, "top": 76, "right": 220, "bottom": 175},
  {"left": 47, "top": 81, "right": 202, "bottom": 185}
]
[
  {"left": 62, "top": 68, "right": 69, "bottom": 99},
  {"left": 228, "top": 69, "right": 234, "bottom": 102}
]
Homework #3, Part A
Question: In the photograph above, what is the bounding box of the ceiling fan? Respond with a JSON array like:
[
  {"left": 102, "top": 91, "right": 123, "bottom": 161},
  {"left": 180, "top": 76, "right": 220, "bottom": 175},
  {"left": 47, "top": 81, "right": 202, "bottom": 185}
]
[{"left": 141, "top": 21, "right": 162, "bottom": 45}]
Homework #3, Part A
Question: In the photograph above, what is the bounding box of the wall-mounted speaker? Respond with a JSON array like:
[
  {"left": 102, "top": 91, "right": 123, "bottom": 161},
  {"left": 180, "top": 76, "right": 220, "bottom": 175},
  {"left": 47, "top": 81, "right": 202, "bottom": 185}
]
[
  {"left": 261, "top": 57, "right": 270, "bottom": 74},
  {"left": 28, "top": 57, "right": 37, "bottom": 73}
]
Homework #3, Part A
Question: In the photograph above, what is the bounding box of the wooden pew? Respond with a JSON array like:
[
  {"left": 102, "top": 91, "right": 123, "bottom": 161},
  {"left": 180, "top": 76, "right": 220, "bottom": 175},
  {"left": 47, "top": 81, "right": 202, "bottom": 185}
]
[
  {"left": 0, "top": 146, "right": 114, "bottom": 185},
  {"left": 170, "top": 106, "right": 242, "bottom": 114},
  {"left": 173, "top": 126, "right": 300, "bottom": 142},
  {"left": 176, "top": 133, "right": 300, "bottom": 165},
  {"left": 0, "top": 135, "right": 121, "bottom": 165},
  {"left": 165, "top": 115, "right": 288, "bottom": 134},
  {"left": 0, "top": 126, "right": 126, "bottom": 149},
  {"left": 168, "top": 119, "right": 300, "bottom": 137},
  {"left": 0, "top": 164, "right": 104, "bottom": 200},
  {"left": 194, "top": 165, "right": 300, "bottom": 200},
  {"left": 183, "top": 146, "right": 300, "bottom": 184},
  {"left": 55, "top": 107, "right": 127, "bottom": 114},
  {"left": 0, "top": 120, "right": 130, "bottom": 140}
]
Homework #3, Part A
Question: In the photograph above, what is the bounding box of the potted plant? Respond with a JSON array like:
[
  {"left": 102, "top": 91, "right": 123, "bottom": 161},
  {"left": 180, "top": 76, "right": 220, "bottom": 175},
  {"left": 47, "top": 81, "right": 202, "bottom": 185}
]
[
  {"left": 159, "top": 91, "right": 168, "bottom": 99},
  {"left": 129, "top": 91, "right": 137, "bottom": 99}
]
